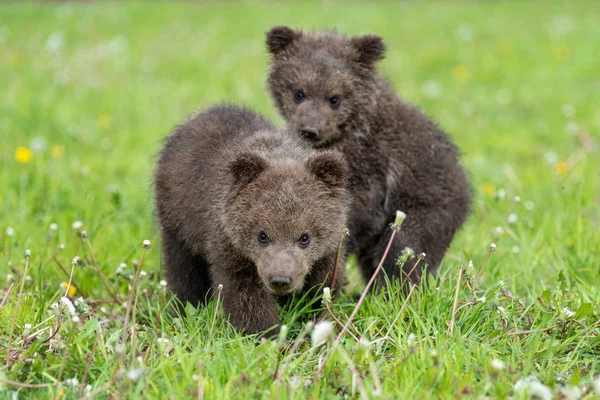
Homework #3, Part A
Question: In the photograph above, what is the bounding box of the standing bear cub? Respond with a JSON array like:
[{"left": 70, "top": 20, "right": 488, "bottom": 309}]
[
  {"left": 266, "top": 27, "right": 472, "bottom": 285},
  {"left": 154, "top": 104, "right": 350, "bottom": 335}
]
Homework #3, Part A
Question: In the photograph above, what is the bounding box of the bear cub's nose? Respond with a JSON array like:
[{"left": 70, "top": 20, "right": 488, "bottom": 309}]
[
  {"left": 299, "top": 126, "right": 319, "bottom": 141},
  {"left": 270, "top": 275, "right": 291, "bottom": 288}
]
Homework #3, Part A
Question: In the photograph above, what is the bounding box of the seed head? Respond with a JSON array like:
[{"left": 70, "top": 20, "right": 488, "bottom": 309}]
[
  {"left": 490, "top": 359, "right": 505, "bottom": 375},
  {"left": 71, "top": 221, "right": 83, "bottom": 230},
  {"left": 6, "top": 227, "right": 15, "bottom": 237},
  {"left": 311, "top": 321, "right": 334, "bottom": 347},
  {"left": 391, "top": 210, "right": 407, "bottom": 231},
  {"left": 143, "top": 239, "right": 151, "bottom": 249},
  {"left": 490, "top": 243, "right": 497, "bottom": 252},
  {"left": 49, "top": 223, "right": 58, "bottom": 231},
  {"left": 322, "top": 287, "right": 332, "bottom": 306},
  {"left": 25, "top": 249, "right": 31, "bottom": 258}
]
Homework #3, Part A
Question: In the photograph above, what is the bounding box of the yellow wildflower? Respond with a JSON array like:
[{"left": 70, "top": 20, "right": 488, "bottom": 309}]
[
  {"left": 50, "top": 144, "right": 64, "bottom": 159},
  {"left": 481, "top": 183, "right": 496, "bottom": 196},
  {"left": 14, "top": 146, "right": 33, "bottom": 163},
  {"left": 61, "top": 282, "right": 77, "bottom": 297},
  {"left": 555, "top": 161, "right": 567, "bottom": 175},
  {"left": 451, "top": 65, "right": 470, "bottom": 83}
]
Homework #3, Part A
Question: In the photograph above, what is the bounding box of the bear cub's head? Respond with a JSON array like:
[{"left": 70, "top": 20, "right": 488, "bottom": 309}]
[
  {"left": 266, "top": 26, "right": 385, "bottom": 147},
  {"left": 224, "top": 149, "right": 349, "bottom": 296}
]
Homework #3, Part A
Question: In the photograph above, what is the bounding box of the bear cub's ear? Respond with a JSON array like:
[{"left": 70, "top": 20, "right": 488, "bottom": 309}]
[
  {"left": 307, "top": 151, "right": 349, "bottom": 189},
  {"left": 350, "top": 34, "right": 386, "bottom": 66},
  {"left": 229, "top": 152, "right": 268, "bottom": 188},
  {"left": 266, "top": 26, "right": 301, "bottom": 55}
]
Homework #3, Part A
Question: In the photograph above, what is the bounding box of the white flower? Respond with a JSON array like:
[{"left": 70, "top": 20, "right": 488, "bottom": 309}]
[
  {"left": 507, "top": 213, "right": 518, "bottom": 224},
  {"left": 392, "top": 210, "right": 406, "bottom": 230},
  {"left": 490, "top": 359, "right": 505, "bottom": 374},
  {"left": 85, "top": 385, "right": 92, "bottom": 392},
  {"left": 496, "top": 189, "right": 506, "bottom": 200},
  {"left": 514, "top": 196, "right": 521, "bottom": 203},
  {"left": 71, "top": 221, "right": 83, "bottom": 230},
  {"left": 558, "top": 385, "right": 581, "bottom": 400},
  {"left": 514, "top": 376, "right": 552, "bottom": 400},
  {"left": 6, "top": 226, "right": 15, "bottom": 236},
  {"left": 72, "top": 315, "right": 80, "bottom": 323},
  {"left": 71, "top": 256, "right": 80, "bottom": 266},
  {"left": 592, "top": 376, "right": 600, "bottom": 394},
  {"left": 49, "top": 223, "right": 58, "bottom": 231},
  {"left": 140, "top": 271, "right": 147, "bottom": 277},
  {"left": 467, "top": 260, "right": 474, "bottom": 272},
  {"left": 490, "top": 243, "right": 497, "bottom": 252},
  {"left": 25, "top": 249, "right": 31, "bottom": 257},
  {"left": 143, "top": 239, "right": 151, "bottom": 248},
  {"left": 495, "top": 226, "right": 504, "bottom": 234},
  {"left": 25, "top": 275, "right": 32, "bottom": 281},
  {"left": 60, "top": 296, "right": 76, "bottom": 316},
  {"left": 406, "top": 333, "right": 417, "bottom": 349},
  {"left": 6, "top": 274, "right": 14, "bottom": 282},
  {"left": 499, "top": 280, "right": 505, "bottom": 287},
  {"left": 525, "top": 201, "right": 535, "bottom": 211},
  {"left": 24, "top": 323, "right": 32, "bottom": 332},
  {"left": 311, "top": 321, "right": 334, "bottom": 347},
  {"left": 159, "top": 280, "right": 167, "bottom": 287},
  {"left": 560, "top": 307, "right": 575, "bottom": 319},
  {"left": 322, "top": 287, "right": 332, "bottom": 306},
  {"left": 512, "top": 246, "right": 521, "bottom": 253},
  {"left": 478, "top": 296, "right": 486, "bottom": 303},
  {"left": 127, "top": 368, "right": 145, "bottom": 381}
]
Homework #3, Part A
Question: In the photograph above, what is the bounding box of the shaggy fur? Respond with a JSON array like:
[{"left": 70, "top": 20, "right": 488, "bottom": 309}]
[
  {"left": 265, "top": 26, "right": 472, "bottom": 286},
  {"left": 154, "top": 104, "right": 350, "bottom": 335}
]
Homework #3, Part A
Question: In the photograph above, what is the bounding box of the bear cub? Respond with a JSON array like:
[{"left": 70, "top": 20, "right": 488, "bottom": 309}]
[
  {"left": 266, "top": 27, "right": 472, "bottom": 286},
  {"left": 154, "top": 104, "right": 350, "bottom": 335}
]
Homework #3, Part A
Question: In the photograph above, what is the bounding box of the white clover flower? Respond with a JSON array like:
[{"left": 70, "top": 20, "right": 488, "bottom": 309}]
[
  {"left": 560, "top": 307, "right": 575, "bottom": 319},
  {"left": 490, "top": 359, "right": 505, "bottom": 374},
  {"left": 507, "top": 213, "right": 518, "bottom": 224},
  {"left": 71, "top": 221, "right": 84, "bottom": 230},
  {"left": 6, "top": 226, "right": 15, "bottom": 236},
  {"left": 525, "top": 201, "right": 535, "bottom": 211},
  {"left": 60, "top": 296, "right": 76, "bottom": 316},
  {"left": 143, "top": 239, "right": 151, "bottom": 248},
  {"left": 49, "top": 223, "right": 58, "bottom": 231},
  {"left": 322, "top": 287, "right": 332, "bottom": 306},
  {"left": 514, "top": 376, "right": 552, "bottom": 400},
  {"left": 311, "top": 321, "right": 334, "bottom": 347},
  {"left": 159, "top": 280, "right": 167, "bottom": 287},
  {"left": 490, "top": 243, "right": 497, "bottom": 252},
  {"left": 127, "top": 368, "right": 145, "bottom": 381},
  {"left": 478, "top": 296, "right": 486, "bottom": 303}
]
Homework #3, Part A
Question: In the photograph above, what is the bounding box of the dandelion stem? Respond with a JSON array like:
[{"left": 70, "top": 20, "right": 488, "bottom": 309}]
[
  {"left": 52, "top": 257, "right": 84, "bottom": 297},
  {"left": 336, "top": 228, "right": 398, "bottom": 341},
  {"left": 7, "top": 251, "right": 31, "bottom": 366},
  {"left": 448, "top": 267, "right": 464, "bottom": 335},
  {"left": 120, "top": 246, "right": 147, "bottom": 363},
  {"left": 79, "top": 323, "right": 103, "bottom": 398},
  {"left": 197, "top": 361, "right": 204, "bottom": 400},
  {"left": 0, "top": 282, "right": 15, "bottom": 312},
  {"left": 84, "top": 238, "right": 119, "bottom": 303},
  {"left": 476, "top": 249, "right": 493, "bottom": 283},
  {"left": 209, "top": 284, "right": 224, "bottom": 338}
]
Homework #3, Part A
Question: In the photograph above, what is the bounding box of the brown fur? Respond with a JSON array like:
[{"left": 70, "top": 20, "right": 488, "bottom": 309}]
[
  {"left": 154, "top": 104, "right": 350, "bottom": 335},
  {"left": 265, "top": 27, "right": 472, "bottom": 286}
]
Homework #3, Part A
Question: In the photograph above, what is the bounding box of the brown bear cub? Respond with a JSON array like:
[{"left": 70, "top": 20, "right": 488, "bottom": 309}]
[
  {"left": 154, "top": 104, "right": 350, "bottom": 335},
  {"left": 265, "top": 27, "right": 472, "bottom": 286}
]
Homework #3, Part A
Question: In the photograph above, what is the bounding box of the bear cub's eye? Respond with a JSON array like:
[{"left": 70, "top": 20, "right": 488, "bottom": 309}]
[
  {"left": 258, "top": 231, "right": 269, "bottom": 245},
  {"left": 329, "top": 95, "right": 341, "bottom": 109},
  {"left": 294, "top": 90, "right": 305, "bottom": 103},
  {"left": 298, "top": 233, "right": 310, "bottom": 247}
]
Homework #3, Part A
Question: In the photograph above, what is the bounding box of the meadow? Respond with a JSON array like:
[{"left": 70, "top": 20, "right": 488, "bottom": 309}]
[{"left": 1, "top": 1, "right": 599, "bottom": 398}]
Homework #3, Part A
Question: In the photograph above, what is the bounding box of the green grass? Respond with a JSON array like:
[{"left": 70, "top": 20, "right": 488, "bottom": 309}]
[{"left": 1, "top": 1, "right": 600, "bottom": 398}]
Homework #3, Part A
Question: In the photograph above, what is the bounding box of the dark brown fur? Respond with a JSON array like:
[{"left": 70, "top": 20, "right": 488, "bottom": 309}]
[
  {"left": 265, "top": 27, "right": 472, "bottom": 286},
  {"left": 154, "top": 104, "right": 350, "bottom": 335}
]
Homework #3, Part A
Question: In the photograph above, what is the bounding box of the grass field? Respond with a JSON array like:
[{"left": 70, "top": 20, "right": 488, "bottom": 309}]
[{"left": 1, "top": 1, "right": 600, "bottom": 398}]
